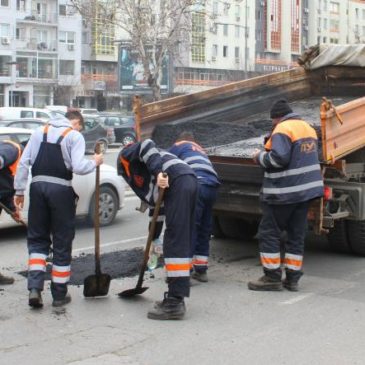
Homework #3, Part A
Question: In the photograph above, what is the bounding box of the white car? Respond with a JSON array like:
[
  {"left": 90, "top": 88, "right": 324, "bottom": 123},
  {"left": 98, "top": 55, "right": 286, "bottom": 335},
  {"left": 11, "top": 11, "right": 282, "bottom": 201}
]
[{"left": 0, "top": 127, "right": 125, "bottom": 229}]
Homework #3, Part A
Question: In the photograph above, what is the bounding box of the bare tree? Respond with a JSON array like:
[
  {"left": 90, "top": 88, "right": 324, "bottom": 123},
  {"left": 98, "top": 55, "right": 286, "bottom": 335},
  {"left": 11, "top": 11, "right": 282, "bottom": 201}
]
[{"left": 70, "top": 0, "right": 206, "bottom": 100}]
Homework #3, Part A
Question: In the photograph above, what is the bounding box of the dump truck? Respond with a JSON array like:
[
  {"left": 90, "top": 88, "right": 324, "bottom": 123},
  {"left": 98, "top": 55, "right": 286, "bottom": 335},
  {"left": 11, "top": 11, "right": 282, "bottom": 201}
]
[{"left": 134, "top": 45, "right": 365, "bottom": 255}]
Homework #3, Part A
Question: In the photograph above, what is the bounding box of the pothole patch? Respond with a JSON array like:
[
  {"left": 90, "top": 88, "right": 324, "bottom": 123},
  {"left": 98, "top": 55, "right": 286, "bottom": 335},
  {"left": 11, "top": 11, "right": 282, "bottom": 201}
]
[{"left": 18, "top": 247, "right": 144, "bottom": 285}]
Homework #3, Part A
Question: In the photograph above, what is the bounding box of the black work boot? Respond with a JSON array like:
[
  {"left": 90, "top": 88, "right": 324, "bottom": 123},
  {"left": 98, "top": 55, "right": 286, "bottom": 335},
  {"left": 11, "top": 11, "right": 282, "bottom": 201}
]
[
  {"left": 29, "top": 289, "right": 43, "bottom": 308},
  {"left": 248, "top": 275, "right": 283, "bottom": 291},
  {"left": 191, "top": 271, "right": 208, "bottom": 283},
  {"left": 52, "top": 293, "right": 72, "bottom": 307},
  {"left": 0, "top": 272, "right": 14, "bottom": 285},
  {"left": 147, "top": 292, "right": 186, "bottom": 320},
  {"left": 283, "top": 269, "right": 303, "bottom": 292}
]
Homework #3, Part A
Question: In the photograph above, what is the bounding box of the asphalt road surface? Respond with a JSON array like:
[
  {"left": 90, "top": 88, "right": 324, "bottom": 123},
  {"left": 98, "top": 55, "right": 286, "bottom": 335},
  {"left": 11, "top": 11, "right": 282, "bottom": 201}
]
[{"left": 1, "top": 148, "right": 365, "bottom": 364}]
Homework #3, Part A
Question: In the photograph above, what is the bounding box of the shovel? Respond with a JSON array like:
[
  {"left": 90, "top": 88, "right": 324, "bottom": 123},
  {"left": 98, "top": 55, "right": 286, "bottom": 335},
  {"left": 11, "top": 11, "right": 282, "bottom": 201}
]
[
  {"left": 83, "top": 143, "right": 111, "bottom": 297},
  {"left": 118, "top": 185, "right": 165, "bottom": 298},
  {"left": 0, "top": 201, "right": 27, "bottom": 227}
]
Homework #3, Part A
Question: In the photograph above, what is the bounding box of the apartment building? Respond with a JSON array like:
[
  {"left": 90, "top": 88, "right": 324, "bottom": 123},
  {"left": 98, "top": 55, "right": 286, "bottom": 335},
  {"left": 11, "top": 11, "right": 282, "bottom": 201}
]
[
  {"left": 308, "top": 0, "right": 365, "bottom": 46},
  {"left": 175, "top": 0, "right": 257, "bottom": 92},
  {"left": 0, "top": 0, "right": 82, "bottom": 107},
  {"left": 77, "top": 6, "right": 119, "bottom": 110}
]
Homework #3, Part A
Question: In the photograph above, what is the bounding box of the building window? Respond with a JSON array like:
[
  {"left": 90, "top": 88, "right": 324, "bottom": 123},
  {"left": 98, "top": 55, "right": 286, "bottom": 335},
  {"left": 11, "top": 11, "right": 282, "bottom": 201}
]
[
  {"left": 0, "top": 23, "right": 10, "bottom": 37},
  {"left": 363, "top": 9, "right": 365, "bottom": 20},
  {"left": 59, "top": 4, "right": 66, "bottom": 16},
  {"left": 234, "top": 46, "right": 239, "bottom": 59},
  {"left": 0, "top": 0, "right": 9, "bottom": 6},
  {"left": 82, "top": 32, "right": 88, "bottom": 44},
  {"left": 60, "top": 60, "right": 75, "bottom": 75},
  {"left": 324, "top": 18, "right": 327, "bottom": 30},
  {"left": 223, "top": 2, "right": 229, "bottom": 15},
  {"left": 59, "top": 31, "right": 75, "bottom": 44},
  {"left": 363, "top": 26, "right": 365, "bottom": 36},
  {"left": 235, "top": 25, "right": 240, "bottom": 37},
  {"left": 0, "top": 85, "right": 4, "bottom": 107},
  {"left": 191, "top": 12, "right": 205, "bottom": 63},
  {"left": 16, "top": 0, "right": 26, "bottom": 11},
  {"left": 223, "top": 45, "right": 228, "bottom": 57},
  {"left": 223, "top": 24, "right": 228, "bottom": 36},
  {"left": 213, "top": 1, "right": 218, "bottom": 16},
  {"left": 0, "top": 55, "right": 11, "bottom": 77},
  {"left": 212, "top": 44, "right": 218, "bottom": 59},
  {"left": 235, "top": 5, "right": 241, "bottom": 20},
  {"left": 330, "top": 19, "right": 339, "bottom": 32},
  {"left": 323, "top": 0, "right": 327, "bottom": 11},
  {"left": 329, "top": 1, "right": 339, "bottom": 14}
]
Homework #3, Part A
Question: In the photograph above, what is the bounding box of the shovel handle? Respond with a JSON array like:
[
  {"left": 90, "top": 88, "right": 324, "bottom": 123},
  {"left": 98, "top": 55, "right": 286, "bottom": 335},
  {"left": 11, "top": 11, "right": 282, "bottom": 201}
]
[
  {"left": 94, "top": 142, "right": 101, "bottom": 275},
  {"left": 136, "top": 177, "right": 166, "bottom": 289},
  {"left": 0, "top": 201, "right": 27, "bottom": 227}
]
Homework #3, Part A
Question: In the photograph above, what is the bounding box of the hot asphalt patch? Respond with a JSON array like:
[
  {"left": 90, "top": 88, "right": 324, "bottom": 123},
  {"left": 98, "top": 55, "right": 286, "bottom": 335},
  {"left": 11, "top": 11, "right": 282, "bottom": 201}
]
[{"left": 18, "top": 247, "right": 144, "bottom": 285}]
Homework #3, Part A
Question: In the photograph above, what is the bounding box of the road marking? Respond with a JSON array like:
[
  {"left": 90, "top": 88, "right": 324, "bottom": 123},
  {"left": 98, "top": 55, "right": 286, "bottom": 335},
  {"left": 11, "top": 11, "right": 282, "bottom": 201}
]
[
  {"left": 279, "top": 293, "right": 313, "bottom": 305},
  {"left": 73, "top": 236, "right": 147, "bottom": 254}
]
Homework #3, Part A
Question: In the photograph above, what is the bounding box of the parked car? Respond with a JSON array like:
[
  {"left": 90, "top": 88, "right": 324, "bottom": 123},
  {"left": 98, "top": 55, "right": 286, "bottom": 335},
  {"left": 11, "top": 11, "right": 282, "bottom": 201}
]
[
  {"left": 0, "top": 107, "right": 54, "bottom": 121},
  {"left": 97, "top": 114, "right": 136, "bottom": 145},
  {"left": 45, "top": 105, "right": 68, "bottom": 113},
  {"left": 79, "top": 108, "right": 99, "bottom": 115},
  {"left": 1, "top": 116, "right": 112, "bottom": 153},
  {"left": 0, "top": 118, "right": 46, "bottom": 130},
  {"left": 82, "top": 115, "right": 115, "bottom": 152},
  {"left": 0, "top": 127, "right": 125, "bottom": 228}
]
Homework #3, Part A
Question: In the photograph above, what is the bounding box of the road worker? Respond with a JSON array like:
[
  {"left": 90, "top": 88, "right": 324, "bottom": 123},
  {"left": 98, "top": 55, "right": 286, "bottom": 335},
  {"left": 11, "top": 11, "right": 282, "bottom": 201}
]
[
  {"left": 118, "top": 139, "right": 197, "bottom": 320},
  {"left": 0, "top": 140, "right": 25, "bottom": 285},
  {"left": 14, "top": 113, "right": 103, "bottom": 308},
  {"left": 248, "top": 99, "right": 323, "bottom": 291},
  {"left": 169, "top": 132, "right": 220, "bottom": 283}
]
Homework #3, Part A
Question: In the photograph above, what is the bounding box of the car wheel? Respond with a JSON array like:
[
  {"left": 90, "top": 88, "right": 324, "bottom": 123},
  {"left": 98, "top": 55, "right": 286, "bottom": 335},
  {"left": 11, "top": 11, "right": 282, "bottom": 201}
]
[
  {"left": 121, "top": 134, "right": 136, "bottom": 146},
  {"left": 88, "top": 185, "right": 118, "bottom": 226},
  {"left": 96, "top": 140, "right": 108, "bottom": 153}
]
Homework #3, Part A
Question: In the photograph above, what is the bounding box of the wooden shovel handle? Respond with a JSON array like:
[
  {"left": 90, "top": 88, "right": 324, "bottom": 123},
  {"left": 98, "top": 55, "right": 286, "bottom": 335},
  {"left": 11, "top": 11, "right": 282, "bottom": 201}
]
[{"left": 94, "top": 142, "right": 101, "bottom": 275}]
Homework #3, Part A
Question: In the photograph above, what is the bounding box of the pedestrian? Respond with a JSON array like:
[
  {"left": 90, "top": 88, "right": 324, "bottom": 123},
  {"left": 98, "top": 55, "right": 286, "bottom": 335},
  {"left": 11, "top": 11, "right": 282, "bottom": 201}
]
[
  {"left": 118, "top": 138, "right": 197, "bottom": 320},
  {"left": 169, "top": 131, "right": 220, "bottom": 283},
  {"left": 14, "top": 113, "right": 103, "bottom": 308},
  {"left": 0, "top": 139, "right": 25, "bottom": 285},
  {"left": 248, "top": 99, "right": 323, "bottom": 291}
]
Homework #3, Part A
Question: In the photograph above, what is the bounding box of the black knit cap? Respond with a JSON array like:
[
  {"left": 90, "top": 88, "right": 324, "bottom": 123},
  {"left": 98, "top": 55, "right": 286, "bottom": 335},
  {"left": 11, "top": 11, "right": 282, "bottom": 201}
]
[{"left": 270, "top": 99, "right": 293, "bottom": 119}]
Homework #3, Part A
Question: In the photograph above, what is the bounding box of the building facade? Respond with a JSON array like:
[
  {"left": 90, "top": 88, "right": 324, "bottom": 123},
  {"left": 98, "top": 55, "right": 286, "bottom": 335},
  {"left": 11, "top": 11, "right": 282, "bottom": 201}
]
[{"left": 0, "top": 0, "right": 82, "bottom": 107}]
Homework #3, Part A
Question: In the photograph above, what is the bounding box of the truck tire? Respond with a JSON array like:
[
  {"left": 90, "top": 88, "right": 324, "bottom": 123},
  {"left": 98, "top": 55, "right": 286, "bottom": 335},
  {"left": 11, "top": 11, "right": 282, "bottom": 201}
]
[
  {"left": 327, "top": 220, "right": 351, "bottom": 253},
  {"left": 218, "top": 216, "right": 257, "bottom": 240},
  {"left": 212, "top": 216, "right": 225, "bottom": 238},
  {"left": 347, "top": 220, "right": 365, "bottom": 256}
]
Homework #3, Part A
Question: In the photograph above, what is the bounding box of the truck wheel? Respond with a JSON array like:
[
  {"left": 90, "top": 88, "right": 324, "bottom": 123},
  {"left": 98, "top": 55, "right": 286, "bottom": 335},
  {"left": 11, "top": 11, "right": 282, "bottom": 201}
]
[
  {"left": 212, "top": 216, "right": 225, "bottom": 238},
  {"left": 347, "top": 220, "right": 365, "bottom": 256},
  {"left": 218, "top": 216, "right": 256, "bottom": 240},
  {"left": 327, "top": 220, "right": 351, "bottom": 253}
]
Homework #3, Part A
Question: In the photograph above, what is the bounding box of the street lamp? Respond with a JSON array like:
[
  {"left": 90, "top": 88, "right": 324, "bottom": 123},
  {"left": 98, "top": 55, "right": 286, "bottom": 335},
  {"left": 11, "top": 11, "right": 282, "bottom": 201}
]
[{"left": 6, "top": 61, "right": 17, "bottom": 107}]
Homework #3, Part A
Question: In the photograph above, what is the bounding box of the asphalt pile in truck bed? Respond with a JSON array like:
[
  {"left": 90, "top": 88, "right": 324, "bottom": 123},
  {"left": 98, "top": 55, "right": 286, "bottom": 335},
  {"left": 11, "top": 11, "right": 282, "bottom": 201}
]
[{"left": 152, "top": 96, "right": 351, "bottom": 158}]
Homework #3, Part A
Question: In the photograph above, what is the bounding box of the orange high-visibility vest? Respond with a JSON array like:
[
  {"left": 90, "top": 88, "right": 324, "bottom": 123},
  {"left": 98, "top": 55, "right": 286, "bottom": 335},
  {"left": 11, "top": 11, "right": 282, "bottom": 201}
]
[{"left": 3, "top": 140, "right": 22, "bottom": 176}]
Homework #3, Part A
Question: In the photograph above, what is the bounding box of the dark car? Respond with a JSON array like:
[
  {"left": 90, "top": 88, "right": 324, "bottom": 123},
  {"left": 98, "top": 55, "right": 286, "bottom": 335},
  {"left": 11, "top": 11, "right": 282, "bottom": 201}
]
[
  {"left": 97, "top": 114, "right": 136, "bottom": 145},
  {"left": 0, "top": 118, "right": 47, "bottom": 130},
  {"left": 82, "top": 115, "right": 114, "bottom": 153}
]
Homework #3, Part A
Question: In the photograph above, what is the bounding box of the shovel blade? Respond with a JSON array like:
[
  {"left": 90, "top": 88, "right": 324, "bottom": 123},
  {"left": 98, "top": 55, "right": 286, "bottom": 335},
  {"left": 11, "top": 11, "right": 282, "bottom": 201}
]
[
  {"left": 118, "top": 286, "right": 149, "bottom": 298},
  {"left": 83, "top": 273, "right": 112, "bottom": 297}
]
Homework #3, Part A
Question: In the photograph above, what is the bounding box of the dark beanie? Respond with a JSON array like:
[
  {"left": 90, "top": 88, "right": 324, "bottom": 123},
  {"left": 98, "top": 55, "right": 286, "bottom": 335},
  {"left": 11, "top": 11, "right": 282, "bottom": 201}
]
[{"left": 270, "top": 99, "right": 293, "bottom": 119}]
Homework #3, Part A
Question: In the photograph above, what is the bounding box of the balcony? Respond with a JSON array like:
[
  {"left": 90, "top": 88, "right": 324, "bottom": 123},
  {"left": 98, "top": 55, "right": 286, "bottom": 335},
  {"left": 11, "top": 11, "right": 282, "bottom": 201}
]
[
  {"left": 16, "top": 38, "right": 57, "bottom": 52},
  {"left": 81, "top": 73, "right": 118, "bottom": 91},
  {"left": 17, "top": 12, "right": 58, "bottom": 26},
  {"left": 16, "top": 55, "right": 58, "bottom": 82}
]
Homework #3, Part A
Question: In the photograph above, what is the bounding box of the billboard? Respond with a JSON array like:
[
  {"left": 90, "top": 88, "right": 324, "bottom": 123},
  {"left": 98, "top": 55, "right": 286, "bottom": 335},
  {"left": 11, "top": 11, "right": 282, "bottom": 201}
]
[{"left": 119, "top": 47, "right": 169, "bottom": 94}]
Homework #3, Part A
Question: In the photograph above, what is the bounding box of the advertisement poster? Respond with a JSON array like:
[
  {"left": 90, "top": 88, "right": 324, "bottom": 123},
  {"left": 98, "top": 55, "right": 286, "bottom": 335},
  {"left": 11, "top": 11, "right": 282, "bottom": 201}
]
[{"left": 119, "top": 47, "right": 169, "bottom": 93}]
